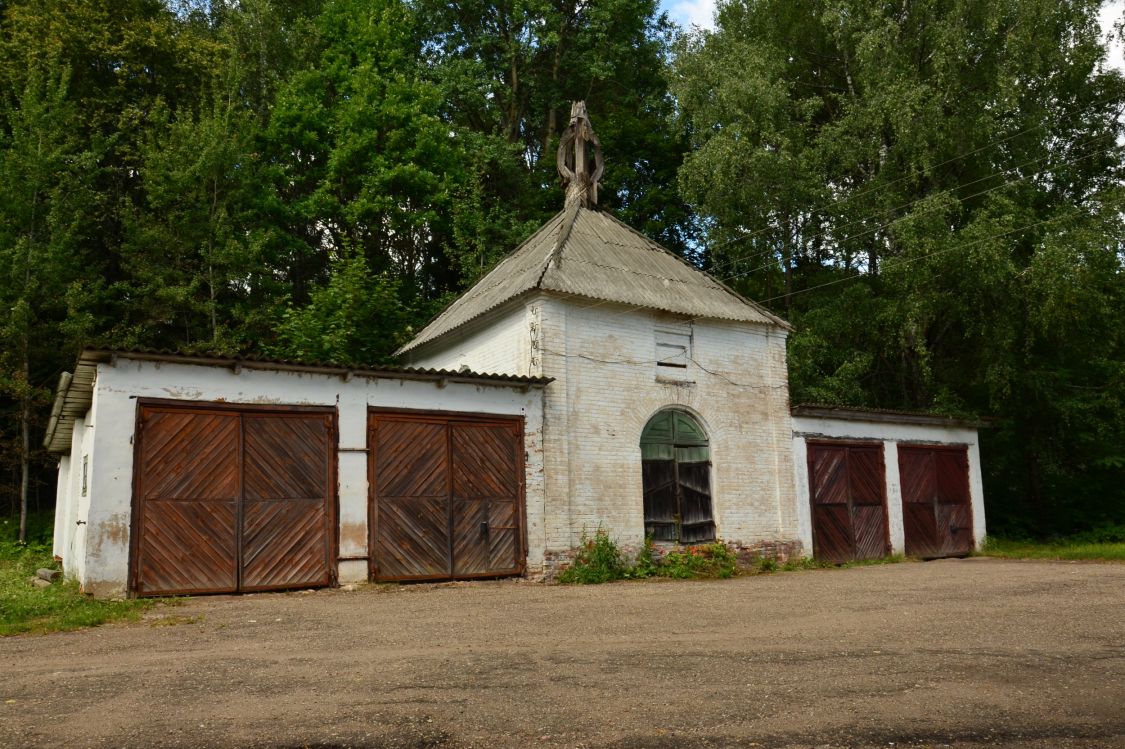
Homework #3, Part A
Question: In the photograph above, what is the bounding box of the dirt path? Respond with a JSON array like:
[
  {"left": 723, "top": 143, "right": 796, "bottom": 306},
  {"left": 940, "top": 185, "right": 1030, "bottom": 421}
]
[{"left": 2, "top": 558, "right": 1123, "bottom": 749}]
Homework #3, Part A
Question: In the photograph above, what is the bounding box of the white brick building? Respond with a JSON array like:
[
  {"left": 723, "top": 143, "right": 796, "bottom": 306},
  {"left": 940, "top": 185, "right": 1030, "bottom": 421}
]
[
  {"left": 47, "top": 102, "right": 985, "bottom": 596},
  {"left": 399, "top": 105, "right": 803, "bottom": 567}
]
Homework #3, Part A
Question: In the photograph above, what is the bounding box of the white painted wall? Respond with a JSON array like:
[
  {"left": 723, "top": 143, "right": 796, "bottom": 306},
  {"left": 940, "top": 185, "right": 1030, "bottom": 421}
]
[
  {"left": 63, "top": 357, "right": 544, "bottom": 597},
  {"left": 52, "top": 456, "right": 69, "bottom": 560},
  {"left": 403, "top": 299, "right": 533, "bottom": 376},
  {"left": 410, "top": 290, "right": 801, "bottom": 558},
  {"left": 791, "top": 415, "right": 987, "bottom": 555}
]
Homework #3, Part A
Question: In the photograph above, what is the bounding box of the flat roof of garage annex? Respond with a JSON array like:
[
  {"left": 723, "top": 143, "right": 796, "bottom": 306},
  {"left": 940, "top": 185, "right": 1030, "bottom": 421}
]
[{"left": 43, "top": 348, "right": 552, "bottom": 455}]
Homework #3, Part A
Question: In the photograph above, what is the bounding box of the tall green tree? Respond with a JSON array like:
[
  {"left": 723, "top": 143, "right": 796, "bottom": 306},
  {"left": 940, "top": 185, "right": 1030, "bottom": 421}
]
[
  {"left": 415, "top": 0, "right": 698, "bottom": 264},
  {"left": 0, "top": 65, "right": 98, "bottom": 539},
  {"left": 672, "top": 0, "right": 1125, "bottom": 534}
]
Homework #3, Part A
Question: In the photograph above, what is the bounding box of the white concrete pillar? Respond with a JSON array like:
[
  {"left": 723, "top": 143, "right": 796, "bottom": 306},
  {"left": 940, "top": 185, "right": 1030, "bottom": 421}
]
[
  {"left": 791, "top": 436, "right": 813, "bottom": 555},
  {"left": 884, "top": 441, "right": 905, "bottom": 555}
]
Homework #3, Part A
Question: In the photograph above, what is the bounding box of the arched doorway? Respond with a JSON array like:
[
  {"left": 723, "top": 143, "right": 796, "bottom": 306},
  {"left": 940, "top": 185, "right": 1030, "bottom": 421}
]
[{"left": 640, "top": 409, "right": 715, "bottom": 543}]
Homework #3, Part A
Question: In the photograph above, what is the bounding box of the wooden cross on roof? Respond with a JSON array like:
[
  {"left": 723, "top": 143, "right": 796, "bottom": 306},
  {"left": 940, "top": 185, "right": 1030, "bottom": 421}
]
[{"left": 556, "top": 101, "right": 605, "bottom": 209}]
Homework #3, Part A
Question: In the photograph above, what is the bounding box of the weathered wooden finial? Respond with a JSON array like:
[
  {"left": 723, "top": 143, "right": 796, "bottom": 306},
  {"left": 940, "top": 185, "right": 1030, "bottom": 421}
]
[{"left": 557, "top": 101, "right": 605, "bottom": 208}]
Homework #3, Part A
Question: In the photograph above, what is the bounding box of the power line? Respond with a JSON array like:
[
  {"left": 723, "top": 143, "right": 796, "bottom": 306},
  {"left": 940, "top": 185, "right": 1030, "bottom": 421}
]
[
  {"left": 570, "top": 144, "right": 1121, "bottom": 325},
  {"left": 698, "top": 130, "right": 1118, "bottom": 280},
  {"left": 713, "top": 140, "right": 1120, "bottom": 286},
  {"left": 694, "top": 122, "right": 1051, "bottom": 274},
  {"left": 753, "top": 199, "right": 1123, "bottom": 305}
]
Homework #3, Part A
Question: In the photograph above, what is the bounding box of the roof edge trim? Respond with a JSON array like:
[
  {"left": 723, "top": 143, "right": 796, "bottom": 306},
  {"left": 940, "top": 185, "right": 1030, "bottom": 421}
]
[{"left": 791, "top": 404, "right": 990, "bottom": 429}]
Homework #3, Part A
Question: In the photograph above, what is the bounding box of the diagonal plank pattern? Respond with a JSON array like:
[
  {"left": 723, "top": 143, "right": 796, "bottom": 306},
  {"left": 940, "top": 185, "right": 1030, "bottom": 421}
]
[
  {"left": 141, "top": 411, "right": 240, "bottom": 500},
  {"left": 136, "top": 499, "right": 238, "bottom": 594},
  {"left": 370, "top": 414, "right": 524, "bottom": 582},
  {"left": 899, "top": 445, "right": 973, "bottom": 558},
  {"left": 808, "top": 442, "right": 889, "bottom": 562},
  {"left": 134, "top": 405, "right": 334, "bottom": 596}
]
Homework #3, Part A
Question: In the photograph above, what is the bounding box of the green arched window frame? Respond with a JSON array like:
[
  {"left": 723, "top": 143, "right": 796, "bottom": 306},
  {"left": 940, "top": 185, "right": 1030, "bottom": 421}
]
[{"left": 640, "top": 410, "right": 715, "bottom": 543}]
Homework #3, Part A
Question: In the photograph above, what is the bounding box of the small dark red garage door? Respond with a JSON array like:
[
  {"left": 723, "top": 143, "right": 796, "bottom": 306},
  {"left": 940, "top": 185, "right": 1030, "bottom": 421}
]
[
  {"left": 807, "top": 441, "right": 890, "bottom": 563},
  {"left": 369, "top": 411, "right": 524, "bottom": 582},
  {"left": 131, "top": 403, "right": 335, "bottom": 596},
  {"left": 898, "top": 445, "right": 973, "bottom": 558}
]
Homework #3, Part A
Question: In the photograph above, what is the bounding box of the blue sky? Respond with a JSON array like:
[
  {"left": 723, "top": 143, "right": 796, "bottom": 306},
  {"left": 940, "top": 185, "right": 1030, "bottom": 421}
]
[{"left": 659, "top": 1, "right": 1124, "bottom": 71}]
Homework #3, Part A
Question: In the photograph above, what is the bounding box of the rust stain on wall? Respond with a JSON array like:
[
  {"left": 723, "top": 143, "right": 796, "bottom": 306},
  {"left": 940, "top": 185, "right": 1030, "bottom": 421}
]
[
  {"left": 338, "top": 522, "right": 368, "bottom": 556},
  {"left": 90, "top": 517, "right": 129, "bottom": 556}
]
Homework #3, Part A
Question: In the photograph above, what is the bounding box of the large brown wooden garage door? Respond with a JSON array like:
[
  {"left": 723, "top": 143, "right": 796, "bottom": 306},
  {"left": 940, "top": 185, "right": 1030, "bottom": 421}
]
[
  {"left": 131, "top": 402, "right": 335, "bottom": 596},
  {"left": 898, "top": 445, "right": 973, "bottom": 558},
  {"left": 807, "top": 441, "right": 890, "bottom": 563},
  {"left": 369, "top": 411, "right": 524, "bottom": 582}
]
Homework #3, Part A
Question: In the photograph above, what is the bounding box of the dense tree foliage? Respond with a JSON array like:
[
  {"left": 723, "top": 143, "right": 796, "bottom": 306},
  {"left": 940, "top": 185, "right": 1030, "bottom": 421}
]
[
  {"left": 0, "top": 0, "right": 1120, "bottom": 540},
  {"left": 672, "top": 0, "right": 1125, "bottom": 534}
]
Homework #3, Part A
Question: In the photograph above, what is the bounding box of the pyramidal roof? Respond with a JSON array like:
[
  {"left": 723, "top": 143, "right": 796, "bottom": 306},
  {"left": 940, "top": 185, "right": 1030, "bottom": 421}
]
[{"left": 398, "top": 103, "right": 790, "bottom": 356}]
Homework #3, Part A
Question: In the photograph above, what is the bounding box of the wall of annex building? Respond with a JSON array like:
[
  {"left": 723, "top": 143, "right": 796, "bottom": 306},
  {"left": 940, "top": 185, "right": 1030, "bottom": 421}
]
[
  {"left": 402, "top": 298, "right": 535, "bottom": 377},
  {"left": 536, "top": 294, "right": 800, "bottom": 556},
  {"left": 790, "top": 416, "right": 987, "bottom": 554},
  {"left": 66, "top": 358, "right": 544, "bottom": 597},
  {"left": 52, "top": 412, "right": 90, "bottom": 582}
]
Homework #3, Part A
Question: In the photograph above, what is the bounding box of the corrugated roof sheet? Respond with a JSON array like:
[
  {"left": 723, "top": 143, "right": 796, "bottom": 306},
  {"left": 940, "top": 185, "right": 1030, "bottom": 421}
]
[
  {"left": 44, "top": 348, "right": 552, "bottom": 454},
  {"left": 399, "top": 207, "right": 790, "bottom": 354}
]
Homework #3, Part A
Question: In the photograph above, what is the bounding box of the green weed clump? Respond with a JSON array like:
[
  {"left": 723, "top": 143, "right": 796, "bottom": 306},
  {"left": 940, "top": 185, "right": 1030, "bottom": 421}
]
[
  {"left": 556, "top": 528, "right": 629, "bottom": 584},
  {"left": 0, "top": 541, "right": 152, "bottom": 636},
  {"left": 557, "top": 532, "right": 742, "bottom": 583},
  {"left": 659, "top": 542, "right": 740, "bottom": 579}
]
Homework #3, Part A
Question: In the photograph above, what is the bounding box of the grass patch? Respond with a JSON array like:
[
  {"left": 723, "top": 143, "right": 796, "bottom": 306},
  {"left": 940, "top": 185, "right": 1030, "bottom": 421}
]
[
  {"left": 0, "top": 541, "right": 153, "bottom": 636},
  {"left": 978, "top": 537, "right": 1125, "bottom": 561}
]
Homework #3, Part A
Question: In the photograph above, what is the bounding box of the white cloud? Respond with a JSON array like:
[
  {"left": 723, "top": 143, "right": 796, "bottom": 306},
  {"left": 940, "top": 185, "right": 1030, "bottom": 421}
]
[
  {"left": 667, "top": 0, "right": 717, "bottom": 31},
  {"left": 1100, "top": 1, "right": 1124, "bottom": 71}
]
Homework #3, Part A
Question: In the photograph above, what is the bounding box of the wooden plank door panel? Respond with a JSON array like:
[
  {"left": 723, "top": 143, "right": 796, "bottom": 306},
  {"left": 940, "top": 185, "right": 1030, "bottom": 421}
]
[
  {"left": 135, "top": 410, "right": 240, "bottom": 595},
  {"left": 452, "top": 499, "right": 490, "bottom": 576},
  {"left": 678, "top": 465, "right": 716, "bottom": 543},
  {"left": 135, "top": 500, "right": 238, "bottom": 595},
  {"left": 376, "top": 496, "right": 451, "bottom": 579},
  {"left": 372, "top": 418, "right": 452, "bottom": 581},
  {"left": 241, "top": 415, "right": 333, "bottom": 591},
  {"left": 375, "top": 420, "right": 448, "bottom": 498},
  {"left": 852, "top": 505, "right": 888, "bottom": 560},
  {"left": 898, "top": 448, "right": 935, "bottom": 504},
  {"left": 809, "top": 446, "right": 848, "bottom": 505},
  {"left": 451, "top": 424, "right": 518, "bottom": 497},
  {"left": 451, "top": 423, "right": 521, "bottom": 576},
  {"left": 848, "top": 447, "right": 885, "bottom": 505},
  {"left": 140, "top": 411, "right": 241, "bottom": 501},
  {"left": 642, "top": 460, "right": 677, "bottom": 541},
  {"left": 902, "top": 502, "right": 940, "bottom": 558},
  {"left": 487, "top": 499, "right": 521, "bottom": 572},
  {"left": 812, "top": 505, "right": 852, "bottom": 563},
  {"left": 940, "top": 504, "right": 974, "bottom": 556},
  {"left": 241, "top": 500, "right": 329, "bottom": 589},
  {"left": 899, "top": 445, "right": 973, "bottom": 558}
]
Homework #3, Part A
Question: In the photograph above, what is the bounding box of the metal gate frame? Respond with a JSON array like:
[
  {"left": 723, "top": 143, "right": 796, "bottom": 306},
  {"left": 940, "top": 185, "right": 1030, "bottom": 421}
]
[
  {"left": 367, "top": 408, "right": 527, "bottom": 583},
  {"left": 128, "top": 399, "right": 338, "bottom": 597}
]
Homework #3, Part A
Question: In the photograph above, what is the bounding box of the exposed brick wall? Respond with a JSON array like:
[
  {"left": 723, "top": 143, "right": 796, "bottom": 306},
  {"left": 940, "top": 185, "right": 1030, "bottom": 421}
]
[{"left": 536, "top": 294, "right": 800, "bottom": 554}]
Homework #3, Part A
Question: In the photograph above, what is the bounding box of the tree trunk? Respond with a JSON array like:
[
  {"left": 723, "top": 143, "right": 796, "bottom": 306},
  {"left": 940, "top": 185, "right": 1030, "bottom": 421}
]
[{"left": 19, "top": 355, "right": 30, "bottom": 544}]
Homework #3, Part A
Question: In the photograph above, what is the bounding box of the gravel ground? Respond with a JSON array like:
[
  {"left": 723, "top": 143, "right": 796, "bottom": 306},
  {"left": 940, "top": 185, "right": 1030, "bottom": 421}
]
[{"left": 1, "top": 557, "right": 1123, "bottom": 749}]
